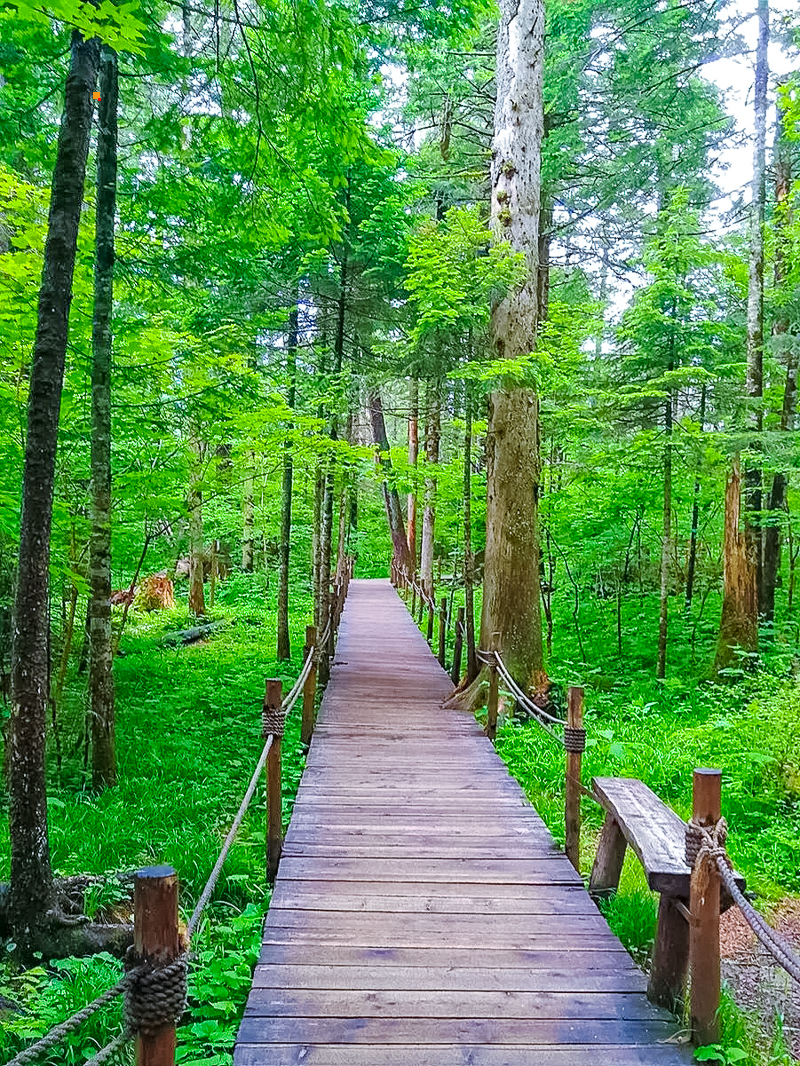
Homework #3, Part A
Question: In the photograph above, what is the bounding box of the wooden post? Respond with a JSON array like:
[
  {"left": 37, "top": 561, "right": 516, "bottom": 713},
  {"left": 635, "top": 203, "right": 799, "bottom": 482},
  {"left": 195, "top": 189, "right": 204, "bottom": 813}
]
[
  {"left": 565, "top": 686, "right": 584, "bottom": 873},
  {"left": 690, "top": 768, "right": 722, "bottom": 1048},
  {"left": 265, "top": 678, "right": 283, "bottom": 883},
  {"left": 426, "top": 600, "right": 434, "bottom": 644},
  {"left": 209, "top": 539, "right": 219, "bottom": 607},
  {"left": 411, "top": 584, "right": 417, "bottom": 617},
  {"left": 438, "top": 596, "right": 447, "bottom": 667},
  {"left": 451, "top": 607, "right": 464, "bottom": 685},
  {"left": 134, "top": 865, "right": 179, "bottom": 1066},
  {"left": 302, "top": 625, "right": 317, "bottom": 747},
  {"left": 486, "top": 652, "right": 499, "bottom": 743},
  {"left": 649, "top": 894, "right": 690, "bottom": 1012},
  {"left": 589, "top": 813, "right": 627, "bottom": 898}
]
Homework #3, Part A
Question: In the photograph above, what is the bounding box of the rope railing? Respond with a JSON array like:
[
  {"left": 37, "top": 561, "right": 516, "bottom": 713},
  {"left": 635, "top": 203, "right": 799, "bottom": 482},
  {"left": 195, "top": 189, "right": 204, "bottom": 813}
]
[{"left": 5, "top": 610, "right": 345, "bottom": 1066}]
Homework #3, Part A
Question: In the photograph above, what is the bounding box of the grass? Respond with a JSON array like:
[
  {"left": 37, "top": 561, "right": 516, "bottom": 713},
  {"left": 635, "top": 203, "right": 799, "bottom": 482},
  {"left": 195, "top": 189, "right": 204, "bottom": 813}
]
[{"left": 0, "top": 569, "right": 316, "bottom": 1064}]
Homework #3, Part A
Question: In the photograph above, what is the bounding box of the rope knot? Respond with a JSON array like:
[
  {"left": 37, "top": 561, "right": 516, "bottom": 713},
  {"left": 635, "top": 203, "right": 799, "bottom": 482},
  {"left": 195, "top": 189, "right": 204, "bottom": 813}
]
[
  {"left": 124, "top": 952, "right": 187, "bottom": 1037},
  {"left": 563, "top": 726, "right": 586, "bottom": 754},
  {"left": 685, "top": 816, "right": 729, "bottom": 869},
  {"left": 262, "top": 704, "right": 286, "bottom": 738}
]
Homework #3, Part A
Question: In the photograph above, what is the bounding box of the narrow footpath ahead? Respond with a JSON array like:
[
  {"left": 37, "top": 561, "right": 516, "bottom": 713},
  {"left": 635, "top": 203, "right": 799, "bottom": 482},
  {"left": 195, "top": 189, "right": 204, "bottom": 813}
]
[{"left": 234, "top": 579, "right": 692, "bottom": 1065}]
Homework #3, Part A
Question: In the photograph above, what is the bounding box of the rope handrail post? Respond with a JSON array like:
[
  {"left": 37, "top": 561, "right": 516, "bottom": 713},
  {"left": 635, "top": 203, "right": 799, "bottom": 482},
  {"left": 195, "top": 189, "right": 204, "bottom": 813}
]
[
  {"left": 486, "top": 645, "right": 499, "bottom": 743},
  {"left": 302, "top": 626, "right": 318, "bottom": 747},
  {"left": 437, "top": 596, "right": 447, "bottom": 668},
  {"left": 451, "top": 607, "right": 464, "bottom": 685},
  {"left": 564, "top": 686, "right": 585, "bottom": 873},
  {"left": 689, "top": 768, "right": 722, "bottom": 1047},
  {"left": 426, "top": 596, "right": 435, "bottom": 645},
  {"left": 132, "top": 865, "right": 180, "bottom": 1066},
  {"left": 411, "top": 582, "right": 417, "bottom": 617},
  {"left": 263, "top": 678, "right": 285, "bottom": 882},
  {"left": 417, "top": 582, "right": 425, "bottom": 624},
  {"left": 326, "top": 584, "right": 336, "bottom": 660}
]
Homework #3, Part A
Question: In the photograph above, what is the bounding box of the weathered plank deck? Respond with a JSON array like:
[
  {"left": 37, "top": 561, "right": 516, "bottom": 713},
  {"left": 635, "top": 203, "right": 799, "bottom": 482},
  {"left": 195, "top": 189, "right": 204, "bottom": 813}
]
[{"left": 234, "top": 579, "right": 693, "bottom": 1065}]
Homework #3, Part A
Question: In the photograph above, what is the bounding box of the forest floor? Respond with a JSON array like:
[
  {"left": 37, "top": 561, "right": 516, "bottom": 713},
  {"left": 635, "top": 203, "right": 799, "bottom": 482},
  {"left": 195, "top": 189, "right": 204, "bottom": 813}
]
[{"left": 0, "top": 571, "right": 314, "bottom": 1065}]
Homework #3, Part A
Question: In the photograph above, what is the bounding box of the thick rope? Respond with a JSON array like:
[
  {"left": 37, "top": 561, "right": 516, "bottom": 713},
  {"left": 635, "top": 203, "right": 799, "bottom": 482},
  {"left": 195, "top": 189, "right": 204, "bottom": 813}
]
[
  {"left": 187, "top": 733, "right": 273, "bottom": 936},
  {"left": 83, "top": 1029, "right": 133, "bottom": 1065},
  {"left": 563, "top": 726, "right": 587, "bottom": 754},
  {"left": 686, "top": 818, "right": 800, "bottom": 985},
  {"left": 124, "top": 955, "right": 188, "bottom": 1036},
  {"left": 5, "top": 974, "right": 131, "bottom": 1066}
]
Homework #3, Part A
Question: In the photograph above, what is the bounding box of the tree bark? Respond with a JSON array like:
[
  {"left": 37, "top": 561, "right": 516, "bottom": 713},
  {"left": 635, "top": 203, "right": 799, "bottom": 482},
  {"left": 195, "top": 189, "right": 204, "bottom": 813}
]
[
  {"left": 657, "top": 394, "right": 672, "bottom": 678},
  {"left": 463, "top": 385, "right": 477, "bottom": 682},
  {"left": 90, "top": 44, "right": 118, "bottom": 790},
  {"left": 369, "top": 390, "right": 413, "bottom": 574},
  {"left": 762, "top": 95, "right": 796, "bottom": 626},
  {"left": 277, "top": 304, "right": 298, "bottom": 660},
  {"left": 407, "top": 377, "right": 419, "bottom": 565},
  {"left": 685, "top": 385, "right": 707, "bottom": 615},
  {"left": 9, "top": 31, "right": 101, "bottom": 946},
  {"left": 479, "top": 0, "right": 545, "bottom": 685},
  {"left": 715, "top": 456, "right": 759, "bottom": 673},
  {"left": 241, "top": 461, "right": 255, "bottom": 571},
  {"left": 188, "top": 441, "right": 205, "bottom": 617},
  {"left": 420, "top": 379, "right": 441, "bottom": 599},
  {"left": 746, "top": 0, "right": 769, "bottom": 613}
]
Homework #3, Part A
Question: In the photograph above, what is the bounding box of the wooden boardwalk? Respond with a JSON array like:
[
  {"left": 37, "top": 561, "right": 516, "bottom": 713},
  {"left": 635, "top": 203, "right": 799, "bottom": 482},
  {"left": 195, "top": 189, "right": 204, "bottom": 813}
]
[{"left": 235, "top": 579, "right": 692, "bottom": 1065}]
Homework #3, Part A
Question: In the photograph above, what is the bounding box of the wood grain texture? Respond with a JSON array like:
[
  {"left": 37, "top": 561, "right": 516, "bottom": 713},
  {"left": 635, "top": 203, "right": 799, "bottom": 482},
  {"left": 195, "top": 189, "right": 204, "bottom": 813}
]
[{"left": 233, "top": 580, "right": 692, "bottom": 1065}]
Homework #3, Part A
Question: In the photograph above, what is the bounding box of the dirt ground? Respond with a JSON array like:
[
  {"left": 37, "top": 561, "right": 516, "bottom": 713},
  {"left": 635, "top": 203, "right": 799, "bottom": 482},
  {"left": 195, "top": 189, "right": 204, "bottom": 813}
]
[{"left": 720, "top": 899, "right": 800, "bottom": 1058}]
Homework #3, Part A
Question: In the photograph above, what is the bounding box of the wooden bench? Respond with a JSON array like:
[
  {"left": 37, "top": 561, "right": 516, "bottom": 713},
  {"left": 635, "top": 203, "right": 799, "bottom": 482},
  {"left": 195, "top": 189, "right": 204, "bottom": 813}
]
[{"left": 590, "top": 776, "right": 746, "bottom": 1010}]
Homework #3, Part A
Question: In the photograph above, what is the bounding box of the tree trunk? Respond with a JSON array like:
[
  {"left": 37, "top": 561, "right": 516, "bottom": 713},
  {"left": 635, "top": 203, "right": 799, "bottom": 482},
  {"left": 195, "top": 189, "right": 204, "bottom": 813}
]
[
  {"left": 746, "top": 0, "right": 769, "bottom": 613},
  {"left": 188, "top": 441, "right": 205, "bottom": 617},
  {"left": 89, "top": 45, "right": 118, "bottom": 791},
  {"left": 657, "top": 394, "right": 672, "bottom": 678},
  {"left": 463, "top": 386, "right": 477, "bottom": 682},
  {"left": 9, "top": 31, "right": 101, "bottom": 946},
  {"left": 369, "top": 390, "right": 413, "bottom": 574},
  {"left": 407, "top": 377, "right": 419, "bottom": 565},
  {"left": 312, "top": 464, "right": 324, "bottom": 629},
  {"left": 685, "top": 384, "right": 707, "bottom": 615},
  {"left": 277, "top": 304, "right": 298, "bottom": 660},
  {"left": 420, "top": 379, "right": 440, "bottom": 599},
  {"left": 716, "top": 456, "right": 759, "bottom": 673},
  {"left": 762, "top": 95, "right": 795, "bottom": 626},
  {"left": 241, "top": 461, "right": 255, "bottom": 572},
  {"left": 479, "top": 0, "right": 545, "bottom": 685}
]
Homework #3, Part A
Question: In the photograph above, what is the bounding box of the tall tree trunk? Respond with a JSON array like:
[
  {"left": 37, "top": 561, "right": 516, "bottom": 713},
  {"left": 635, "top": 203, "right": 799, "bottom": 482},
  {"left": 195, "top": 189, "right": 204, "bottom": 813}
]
[
  {"left": 369, "top": 390, "right": 413, "bottom": 573},
  {"left": 747, "top": 0, "right": 769, "bottom": 614},
  {"left": 312, "top": 464, "right": 324, "bottom": 629},
  {"left": 9, "top": 31, "right": 101, "bottom": 945},
  {"left": 188, "top": 441, "right": 205, "bottom": 616},
  {"left": 478, "top": 0, "right": 545, "bottom": 686},
  {"left": 241, "top": 461, "right": 255, "bottom": 572},
  {"left": 463, "top": 385, "right": 477, "bottom": 682},
  {"left": 716, "top": 456, "right": 759, "bottom": 672},
  {"left": 407, "top": 377, "right": 419, "bottom": 565},
  {"left": 277, "top": 304, "right": 298, "bottom": 660},
  {"left": 336, "top": 411, "right": 354, "bottom": 575},
  {"left": 762, "top": 95, "right": 796, "bottom": 626},
  {"left": 657, "top": 393, "right": 673, "bottom": 678},
  {"left": 420, "top": 379, "right": 440, "bottom": 599},
  {"left": 685, "top": 384, "right": 707, "bottom": 615},
  {"left": 90, "top": 45, "right": 118, "bottom": 790}
]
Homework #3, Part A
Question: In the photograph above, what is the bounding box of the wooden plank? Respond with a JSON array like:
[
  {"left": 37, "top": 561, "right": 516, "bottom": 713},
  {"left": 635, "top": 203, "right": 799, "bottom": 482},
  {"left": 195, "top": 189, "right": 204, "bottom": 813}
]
[
  {"left": 276, "top": 857, "right": 582, "bottom": 884},
  {"left": 235, "top": 1045, "right": 692, "bottom": 1066},
  {"left": 268, "top": 891, "right": 600, "bottom": 915},
  {"left": 241, "top": 988, "right": 666, "bottom": 1020},
  {"left": 257, "top": 944, "right": 642, "bottom": 970},
  {"left": 250, "top": 964, "right": 647, "bottom": 992}
]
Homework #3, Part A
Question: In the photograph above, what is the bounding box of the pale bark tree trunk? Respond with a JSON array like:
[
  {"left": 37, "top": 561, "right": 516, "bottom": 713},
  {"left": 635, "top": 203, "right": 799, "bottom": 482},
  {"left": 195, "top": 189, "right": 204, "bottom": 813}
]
[
  {"left": 407, "top": 377, "right": 419, "bottom": 565},
  {"left": 277, "top": 304, "right": 298, "bottom": 660},
  {"left": 746, "top": 0, "right": 769, "bottom": 614},
  {"left": 188, "top": 441, "right": 205, "bottom": 616},
  {"left": 716, "top": 456, "right": 759, "bottom": 672},
  {"left": 477, "top": 0, "right": 546, "bottom": 687},
  {"left": 9, "top": 31, "right": 101, "bottom": 946},
  {"left": 420, "top": 379, "right": 440, "bottom": 599},
  {"left": 312, "top": 465, "right": 323, "bottom": 629},
  {"left": 463, "top": 385, "right": 477, "bottom": 682},
  {"left": 89, "top": 44, "right": 118, "bottom": 790},
  {"left": 762, "top": 95, "right": 796, "bottom": 626},
  {"left": 369, "top": 390, "right": 413, "bottom": 574},
  {"left": 685, "top": 384, "right": 707, "bottom": 615}
]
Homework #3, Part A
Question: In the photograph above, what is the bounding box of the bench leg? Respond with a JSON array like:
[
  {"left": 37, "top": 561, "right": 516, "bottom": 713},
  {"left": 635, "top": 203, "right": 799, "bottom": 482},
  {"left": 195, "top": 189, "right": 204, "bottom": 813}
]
[
  {"left": 648, "top": 895, "right": 689, "bottom": 1011},
  {"left": 589, "top": 813, "right": 627, "bottom": 898}
]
